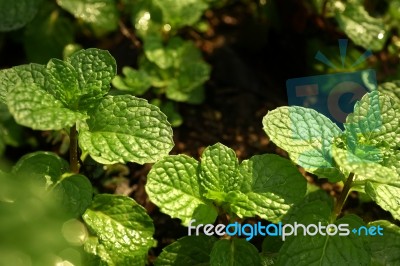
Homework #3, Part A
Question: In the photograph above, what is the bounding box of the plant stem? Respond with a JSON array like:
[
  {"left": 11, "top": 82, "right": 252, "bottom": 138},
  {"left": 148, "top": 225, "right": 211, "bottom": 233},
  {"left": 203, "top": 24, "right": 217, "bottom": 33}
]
[
  {"left": 333, "top": 173, "right": 354, "bottom": 219},
  {"left": 69, "top": 125, "right": 79, "bottom": 173}
]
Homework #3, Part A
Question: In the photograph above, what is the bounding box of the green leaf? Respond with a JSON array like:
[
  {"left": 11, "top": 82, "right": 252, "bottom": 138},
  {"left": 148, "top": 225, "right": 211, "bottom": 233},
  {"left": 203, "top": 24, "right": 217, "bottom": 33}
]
[
  {"left": 67, "top": 48, "right": 116, "bottom": 98},
  {"left": 262, "top": 106, "right": 344, "bottom": 181},
  {"left": 52, "top": 174, "right": 93, "bottom": 218},
  {"left": 24, "top": 6, "right": 74, "bottom": 63},
  {"left": 84, "top": 236, "right": 147, "bottom": 266},
  {"left": 82, "top": 194, "right": 155, "bottom": 258},
  {"left": 379, "top": 81, "right": 400, "bottom": 104},
  {"left": 335, "top": 1, "right": 387, "bottom": 51},
  {"left": 112, "top": 67, "right": 152, "bottom": 95},
  {"left": 2, "top": 49, "right": 115, "bottom": 129},
  {"left": 345, "top": 91, "right": 400, "bottom": 149},
  {"left": 367, "top": 220, "right": 400, "bottom": 265},
  {"left": 166, "top": 84, "right": 205, "bottom": 104},
  {"left": 210, "top": 238, "right": 261, "bottom": 266},
  {"left": 143, "top": 34, "right": 174, "bottom": 69},
  {"left": 11, "top": 152, "right": 92, "bottom": 217},
  {"left": 155, "top": 235, "right": 218, "bottom": 266},
  {"left": 0, "top": 63, "right": 46, "bottom": 104},
  {"left": 231, "top": 154, "right": 307, "bottom": 222},
  {"left": 365, "top": 182, "right": 400, "bottom": 220},
  {"left": 332, "top": 146, "right": 399, "bottom": 187},
  {"left": 146, "top": 155, "right": 217, "bottom": 226},
  {"left": 7, "top": 84, "right": 87, "bottom": 130},
  {"left": 200, "top": 143, "right": 240, "bottom": 194},
  {"left": 12, "top": 151, "right": 69, "bottom": 186},
  {"left": 56, "top": 0, "right": 119, "bottom": 35},
  {"left": 278, "top": 203, "right": 370, "bottom": 265},
  {"left": 78, "top": 95, "right": 174, "bottom": 164},
  {"left": 153, "top": 0, "right": 209, "bottom": 28},
  {"left": 0, "top": 0, "right": 42, "bottom": 31}
]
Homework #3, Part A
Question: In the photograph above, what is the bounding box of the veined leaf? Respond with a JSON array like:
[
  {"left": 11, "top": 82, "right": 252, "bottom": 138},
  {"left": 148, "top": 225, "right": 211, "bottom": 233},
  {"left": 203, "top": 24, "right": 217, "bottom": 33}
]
[
  {"left": 379, "top": 81, "right": 400, "bottom": 104},
  {"left": 146, "top": 155, "right": 217, "bottom": 226},
  {"left": 345, "top": 90, "right": 400, "bottom": 149},
  {"left": 367, "top": 220, "right": 400, "bottom": 264},
  {"left": 0, "top": 64, "right": 46, "bottom": 104},
  {"left": 78, "top": 95, "right": 174, "bottom": 164},
  {"left": 52, "top": 174, "right": 93, "bottom": 218},
  {"left": 365, "top": 182, "right": 400, "bottom": 220},
  {"left": 231, "top": 154, "right": 307, "bottom": 223},
  {"left": 332, "top": 146, "right": 399, "bottom": 187},
  {"left": 278, "top": 201, "right": 370, "bottom": 265},
  {"left": 262, "top": 106, "right": 344, "bottom": 181},
  {"left": 200, "top": 143, "right": 240, "bottom": 194},
  {"left": 82, "top": 194, "right": 155, "bottom": 257},
  {"left": 7, "top": 84, "right": 87, "bottom": 130}
]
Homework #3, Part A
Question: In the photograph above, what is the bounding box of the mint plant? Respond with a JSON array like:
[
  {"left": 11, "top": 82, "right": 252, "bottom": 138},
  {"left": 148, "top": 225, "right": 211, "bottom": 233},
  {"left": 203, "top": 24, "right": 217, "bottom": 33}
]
[
  {"left": 262, "top": 89, "right": 400, "bottom": 264},
  {"left": 146, "top": 143, "right": 308, "bottom": 264},
  {"left": 0, "top": 48, "right": 174, "bottom": 264},
  {"left": 112, "top": 36, "right": 211, "bottom": 127},
  {"left": 0, "top": 152, "right": 155, "bottom": 265},
  {"left": 0, "top": 48, "right": 174, "bottom": 171}
]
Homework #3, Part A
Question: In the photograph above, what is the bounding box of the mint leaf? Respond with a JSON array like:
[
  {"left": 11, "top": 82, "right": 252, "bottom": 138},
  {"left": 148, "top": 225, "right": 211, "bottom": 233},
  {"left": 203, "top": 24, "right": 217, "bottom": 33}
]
[
  {"left": 143, "top": 34, "right": 174, "bottom": 69},
  {"left": 210, "top": 238, "right": 261, "bottom": 266},
  {"left": 155, "top": 235, "right": 218, "bottom": 266},
  {"left": 56, "top": 0, "right": 119, "bottom": 34},
  {"left": 146, "top": 155, "right": 217, "bottom": 226},
  {"left": 367, "top": 220, "right": 400, "bottom": 264},
  {"left": 345, "top": 91, "right": 400, "bottom": 149},
  {"left": 2, "top": 49, "right": 116, "bottom": 130},
  {"left": 278, "top": 202, "right": 370, "bottom": 265},
  {"left": 67, "top": 48, "right": 116, "bottom": 98},
  {"left": 0, "top": 64, "right": 46, "bottom": 104},
  {"left": 153, "top": 0, "right": 208, "bottom": 28},
  {"left": 78, "top": 95, "right": 174, "bottom": 164},
  {"left": 332, "top": 146, "right": 399, "bottom": 187},
  {"left": 11, "top": 152, "right": 92, "bottom": 217},
  {"left": 200, "top": 143, "right": 240, "bottom": 193},
  {"left": 112, "top": 67, "right": 152, "bottom": 95},
  {"left": 335, "top": 1, "right": 387, "bottom": 51},
  {"left": 379, "top": 81, "right": 400, "bottom": 104},
  {"left": 262, "top": 106, "right": 343, "bottom": 181},
  {"left": 12, "top": 151, "right": 69, "bottom": 186},
  {"left": 0, "top": 0, "right": 41, "bottom": 31},
  {"left": 84, "top": 236, "right": 147, "bottom": 266},
  {"left": 7, "top": 84, "right": 87, "bottom": 130},
  {"left": 365, "top": 182, "right": 400, "bottom": 220},
  {"left": 82, "top": 194, "right": 155, "bottom": 257},
  {"left": 46, "top": 58, "right": 80, "bottom": 106},
  {"left": 231, "top": 154, "right": 307, "bottom": 222},
  {"left": 52, "top": 174, "right": 93, "bottom": 218},
  {"left": 166, "top": 84, "right": 205, "bottom": 104}
]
